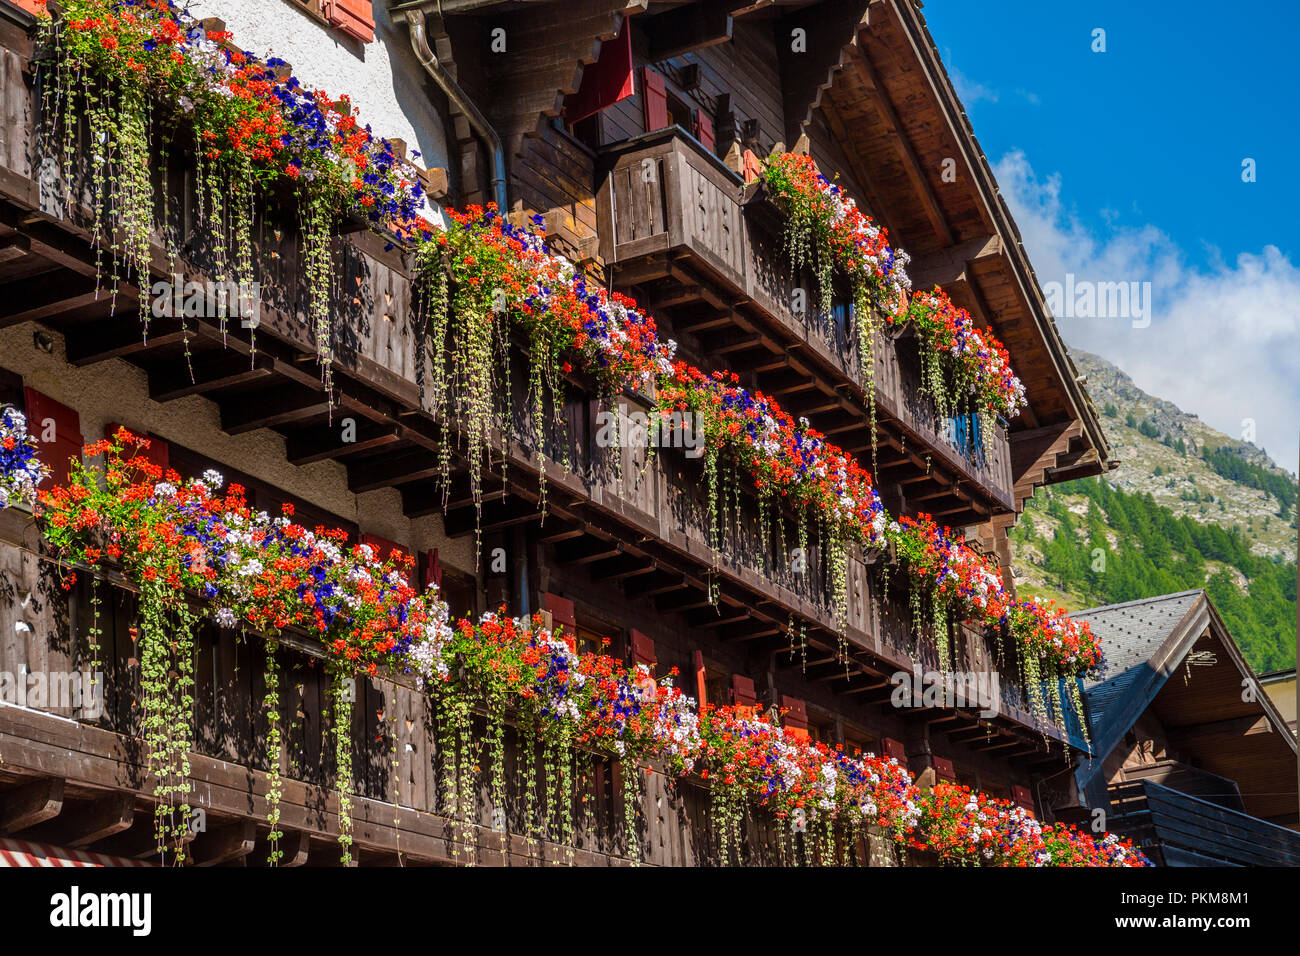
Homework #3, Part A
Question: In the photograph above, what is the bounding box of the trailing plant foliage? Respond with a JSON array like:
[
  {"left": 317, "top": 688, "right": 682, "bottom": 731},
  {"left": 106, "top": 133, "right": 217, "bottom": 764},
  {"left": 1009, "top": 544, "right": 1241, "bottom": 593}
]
[
  {"left": 24, "top": 5, "right": 1127, "bottom": 864},
  {"left": 760, "top": 153, "right": 1027, "bottom": 435},
  {"left": 411, "top": 205, "right": 675, "bottom": 534},
  {"left": 37, "top": 0, "right": 431, "bottom": 382},
  {"left": 23, "top": 431, "right": 1145, "bottom": 866},
  {"left": 904, "top": 288, "right": 1027, "bottom": 432},
  {"left": 34, "top": 3, "right": 1080, "bottom": 682}
]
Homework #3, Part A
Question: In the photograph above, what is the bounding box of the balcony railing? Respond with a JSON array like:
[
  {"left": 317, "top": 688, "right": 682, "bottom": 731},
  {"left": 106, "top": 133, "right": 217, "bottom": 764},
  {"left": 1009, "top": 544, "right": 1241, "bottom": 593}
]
[
  {"left": 596, "top": 130, "right": 1014, "bottom": 511},
  {"left": 0, "top": 510, "right": 905, "bottom": 866},
  {"left": 0, "top": 48, "right": 1050, "bottom": 742}
]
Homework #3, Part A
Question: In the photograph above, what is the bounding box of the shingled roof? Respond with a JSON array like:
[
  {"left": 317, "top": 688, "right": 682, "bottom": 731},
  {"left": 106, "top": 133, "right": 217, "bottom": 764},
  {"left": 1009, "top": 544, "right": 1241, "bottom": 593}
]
[
  {"left": 1072, "top": 590, "right": 1205, "bottom": 749},
  {"left": 1068, "top": 589, "right": 1298, "bottom": 825}
]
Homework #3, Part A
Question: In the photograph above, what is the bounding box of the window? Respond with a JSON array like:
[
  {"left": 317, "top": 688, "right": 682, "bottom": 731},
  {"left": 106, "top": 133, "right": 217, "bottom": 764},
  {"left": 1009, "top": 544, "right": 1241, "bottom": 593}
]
[
  {"left": 665, "top": 91, "right": 695, "bottom": 137},
  {"left": 704, "top": 666, "right": 730, "bottom": 712},
  {"left": 575, "top": 624, "right": 615, "bottom": 658},
  {"left": 981, "top": 777, "right": 1011, "bottom": 801},
  {"left": 807, "top": 717, "right": 833, "bottom": 746},
  {"left": 438, "top": 568, "right": 477, "bottom": 623},
  {"left": 843, "top": 731, "right": 877, "bottom": 759}
]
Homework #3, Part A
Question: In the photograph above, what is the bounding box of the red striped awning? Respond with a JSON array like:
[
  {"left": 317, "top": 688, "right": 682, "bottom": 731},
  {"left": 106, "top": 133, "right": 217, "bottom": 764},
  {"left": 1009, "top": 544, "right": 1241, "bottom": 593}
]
[{"left": 0, "top": 838, "right": 154, "bottom": 867}]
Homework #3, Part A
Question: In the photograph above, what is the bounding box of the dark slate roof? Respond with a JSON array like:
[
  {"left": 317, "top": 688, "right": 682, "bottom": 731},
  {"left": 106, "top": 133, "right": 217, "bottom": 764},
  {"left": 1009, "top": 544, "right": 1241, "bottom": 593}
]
[{"left": 1070, "top": 590, "right": 1204, "bottom": 749}]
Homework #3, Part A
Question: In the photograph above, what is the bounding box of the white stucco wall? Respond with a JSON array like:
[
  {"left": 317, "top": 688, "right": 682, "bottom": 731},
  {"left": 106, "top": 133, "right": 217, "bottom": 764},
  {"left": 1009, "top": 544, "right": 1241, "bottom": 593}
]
[
  {"left": 192, "top": 0, "right": 448, "bottom": 224},
  {"left": 3, "top": 323, "right": 477, "bottom": 576}
]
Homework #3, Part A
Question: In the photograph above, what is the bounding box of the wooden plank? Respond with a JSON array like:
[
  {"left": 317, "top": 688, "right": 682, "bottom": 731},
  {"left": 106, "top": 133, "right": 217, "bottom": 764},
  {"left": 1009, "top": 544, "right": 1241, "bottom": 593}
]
[{"left": 0, "top": 777, "right": 64, "bottom": 833}]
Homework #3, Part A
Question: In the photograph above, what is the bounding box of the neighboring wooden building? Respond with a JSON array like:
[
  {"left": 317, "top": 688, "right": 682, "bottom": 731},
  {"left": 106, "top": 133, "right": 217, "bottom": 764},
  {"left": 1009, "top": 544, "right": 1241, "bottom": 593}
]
[
  {"left": 1064, "top": 590, "right": 1300, "bottom": 867},
  {"left": 1260, "top": 669, "right": 1297, "bottom": 736},
  {"left": 0, "top": 0, "right": 1116, "bottom": 864}
]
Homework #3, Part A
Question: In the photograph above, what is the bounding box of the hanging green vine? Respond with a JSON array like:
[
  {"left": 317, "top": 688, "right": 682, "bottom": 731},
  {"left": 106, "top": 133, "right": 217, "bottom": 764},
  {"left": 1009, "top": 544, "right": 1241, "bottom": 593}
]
[
  {"left": 330, "top": 664, "right": 354, "bottom": 865},
  {"left": 263, "top": 639, "right": 284, "bottom": 866}
]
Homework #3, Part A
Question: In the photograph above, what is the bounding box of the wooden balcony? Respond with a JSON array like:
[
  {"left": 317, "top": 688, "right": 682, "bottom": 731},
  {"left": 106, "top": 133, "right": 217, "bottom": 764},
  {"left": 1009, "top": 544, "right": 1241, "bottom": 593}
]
[
  {"left": 1108, "top": 779, "right": 1300, "bottom": 867},
  {"left": 596, "top": 130, "right": 1015, "bottom": 523},
  {"left": 0, "top": 508, "right": 913, "bottom": 866},
  {"left": 0, "top": 17, "right": 1061, "bottom": 748}
]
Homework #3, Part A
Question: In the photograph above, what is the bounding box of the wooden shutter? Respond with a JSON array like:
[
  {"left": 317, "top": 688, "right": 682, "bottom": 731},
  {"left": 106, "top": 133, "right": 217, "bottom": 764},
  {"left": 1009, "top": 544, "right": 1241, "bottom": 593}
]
[
  {"left": 881, "top": 736, "right": 907, "bottom": 763},
  {"left": 932, "top": 756, "right": 957, "bottom": 783},
  {"left": 694, "top": 109, "right": 715, "bottom": 152},
  {"left": 544, "top": 592, "right": 576, "bottom": 631},
  {"left": 565, "top": 18, "right": 634, "bottom": 122},
  {"left": 780, "top": 695, "right": 809, "bottom": 740},
  {"left": 23, "top": 388, "right": 83, "bottom": 488},
  {"left": 731, "top": 674, "right": 757, "bottom": 718},
  {"left": 420, "top": 548, "right": 443, "bottom": 590},
  {"left": 693, "top": 650, "right": 707, "bottom": 708},
  {"left": 629, "top": 629, "right": 656, "bottom": 666},
  {"left": 642, "top": 67, "right": 669, "bottom": 132},
  {"left": 325, "top": 0, "right": 375, "bottom": 43},
  {"left": 106, "top": 423, "right": 169, "bottom": 481},
  {"left": 1012, "top": 785, "right": 1036, "bottom": 813},
  {"left": 359, "top": 532, "right": 412, "bottom": 579}
]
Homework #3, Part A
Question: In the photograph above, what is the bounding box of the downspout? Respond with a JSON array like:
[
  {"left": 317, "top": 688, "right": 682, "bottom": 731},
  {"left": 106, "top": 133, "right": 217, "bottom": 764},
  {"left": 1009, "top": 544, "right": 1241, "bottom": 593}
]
[{"left": 393, "top": 5, "right": 508, "bottom": 213}]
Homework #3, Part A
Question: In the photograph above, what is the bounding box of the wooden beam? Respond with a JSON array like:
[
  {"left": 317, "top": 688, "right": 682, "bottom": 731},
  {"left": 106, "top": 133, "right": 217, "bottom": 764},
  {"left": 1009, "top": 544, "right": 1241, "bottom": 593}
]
[
  {"left": 847, "top": 45, "right": 954, "bottom": 245},
  {"left": 0, "top": 777, "right": 64, "bottom": 834},
  {"left": 554, "top": 538, "right": 621, "bottom": 565},
  {"left": 64, "top": 314, "right": 183, "bottom": 365},
  {"left": 348, "top": 448, "right": 439, "bottom": 493},
  {"left": 588, "top": 554, "right": 656, "bottom": 583},
  {"left": 191, "top": 820, "right": 257, "bottom": 867},
  {"left": 221, "top": 389, "right": 330, "bottom": 435},
  {"left": 908, "top": 235, "right": 1003, "bottom": 290},
  {"left": 251, "top": 828, "right": 311, "bottom": 867},
  {"left": 287, "top": 421, "right": 404, "bottom": 465},
  {"left": 22, "top": 792, "right": 136, "bottom": 848},
  {"left": 0, "top": 272, "right": 103, "bottom": 328},
  {"left": 149, "top": 353, "right": 276, "bottom": 401},
  {"left": 443, "top": 499, "right": 541, "bottom": 538},
  {"left": 644, "top": 3, "right": 734, "bottom": 61}
]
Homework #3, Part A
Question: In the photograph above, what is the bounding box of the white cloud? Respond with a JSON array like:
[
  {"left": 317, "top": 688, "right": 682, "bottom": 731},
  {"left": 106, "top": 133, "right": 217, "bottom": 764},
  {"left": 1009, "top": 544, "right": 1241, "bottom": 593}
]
[
  {"left": 995, "top": 150, "right": 1300, "bottom": 474},
  {"left": 947, "top": 62, "right": 998, "bottom": 106}
]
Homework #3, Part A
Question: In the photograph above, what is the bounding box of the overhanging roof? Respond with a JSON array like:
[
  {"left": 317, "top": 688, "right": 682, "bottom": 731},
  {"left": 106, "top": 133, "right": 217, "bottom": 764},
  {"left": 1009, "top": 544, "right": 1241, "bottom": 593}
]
[
  {"left": 1071, "top": 590, "right": 1298, "bottom": 823},
  {"left": 792, "top": 0, "right": 1112, "bottom": 481}
]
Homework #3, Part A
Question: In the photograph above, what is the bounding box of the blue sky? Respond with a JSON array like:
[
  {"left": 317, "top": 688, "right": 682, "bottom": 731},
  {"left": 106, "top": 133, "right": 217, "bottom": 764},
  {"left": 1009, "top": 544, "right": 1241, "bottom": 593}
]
[{"left": 923, "top": 1, "right": 1300, "bottom": 471}]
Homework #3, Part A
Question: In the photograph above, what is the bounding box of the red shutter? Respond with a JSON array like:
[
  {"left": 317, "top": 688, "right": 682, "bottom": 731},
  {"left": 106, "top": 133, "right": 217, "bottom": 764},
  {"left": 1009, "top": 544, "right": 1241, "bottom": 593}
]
[
  {"left": 1012, "top": 785, "right": 1036, "bottom": 814},
  {"left": 565, "top": 18, "right": 634, "bottom": 122},
  {"left": 630, "top": 629, "right": 656, "bottom": 666},
  {"left": 106, "top": 423, "right": 169, "bottom": 481},
  {"left": 420, "top": 548, "right": 443, "bottom": 591},
  {"left": 694, "top": 109, "right": 715, "bottom": 153},
  {"left": 693, "top": 650, "right": 707, "bottom": 708},
  {"left": 882, "top": 737, "right": 907, "bottom": 763},
  {"left": 731, "top": 674, "right": 757, "bottom": 718},
  {"left": 360, "top": 533, "right": 412, "bottom": 578},
  {"left": 642, "top": 67, "right": 669, "bottom": 132},
  {"left": 932, "top": 756, "right": 957, "bottom": 782},
  {"left": 780, "top": 695, "right": 808, "bottom": 740},
  {"left": 742, "top": 148, "right": 762, "bottom": 184},
  {"left": 3, "top": 0, "right": 43, "bottom": 14},
  {"left": 544, "top": 593, "right": 576, "bottom": 631},
  {"left": 325, "top": 0, "right": 374, "bottom": 43},
  {"left": 730, "top": 675, "right": 757, "bottom": 707},
  {"left": 23, "top": 388, "right": 83, "bottom": 488}
]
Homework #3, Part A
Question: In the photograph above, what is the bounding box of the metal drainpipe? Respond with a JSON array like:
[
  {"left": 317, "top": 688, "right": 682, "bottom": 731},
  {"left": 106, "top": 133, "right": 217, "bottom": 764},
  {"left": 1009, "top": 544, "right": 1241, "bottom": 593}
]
[{"left": 394, "top": 5, "right": 508, "bottom": 213}]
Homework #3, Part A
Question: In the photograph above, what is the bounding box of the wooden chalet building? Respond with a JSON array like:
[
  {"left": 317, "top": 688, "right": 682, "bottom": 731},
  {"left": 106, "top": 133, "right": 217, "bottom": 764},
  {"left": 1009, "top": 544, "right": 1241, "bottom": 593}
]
[
  {"left": 1065, "top": 591, "right": 1300, "bottom": 867},
  {"left": 0, "top": 0, "right": 1116, "bottom": 865}
]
